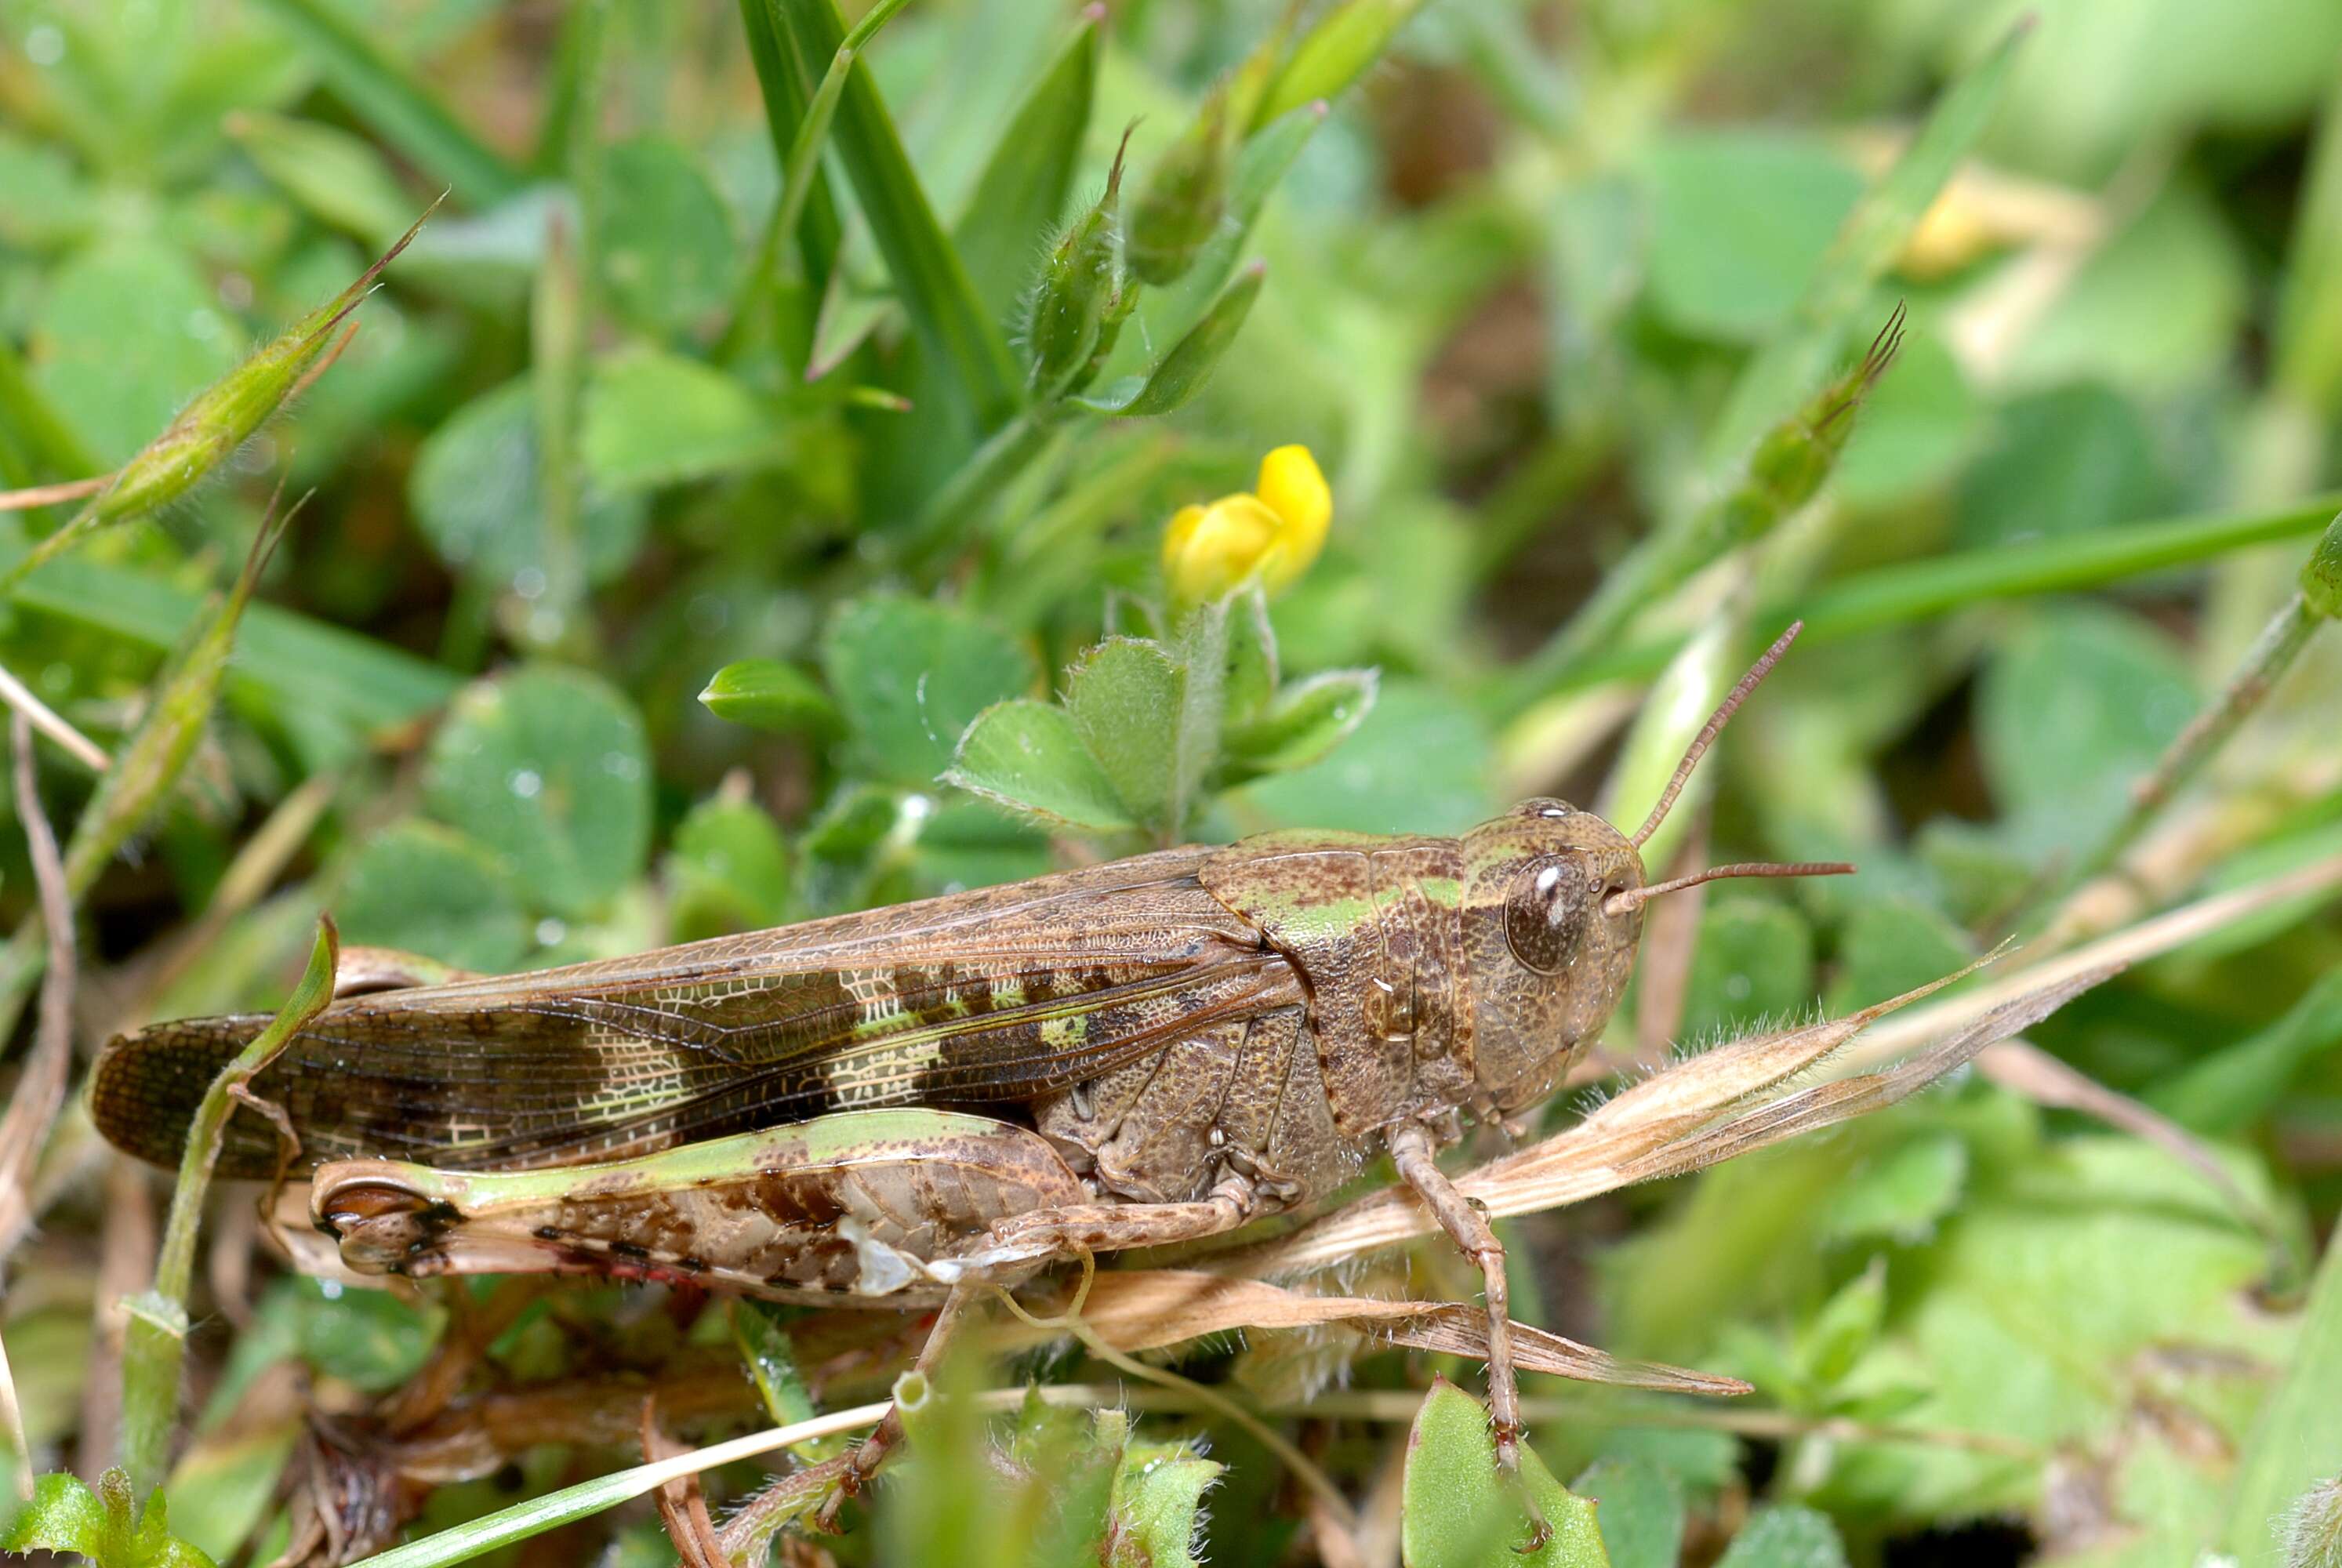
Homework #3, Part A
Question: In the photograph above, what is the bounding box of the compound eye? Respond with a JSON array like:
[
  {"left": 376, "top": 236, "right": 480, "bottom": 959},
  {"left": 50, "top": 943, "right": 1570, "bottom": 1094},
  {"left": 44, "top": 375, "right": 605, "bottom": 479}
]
[{"left": 1504, "top": 856, "right": 1584, "bottom": 975}]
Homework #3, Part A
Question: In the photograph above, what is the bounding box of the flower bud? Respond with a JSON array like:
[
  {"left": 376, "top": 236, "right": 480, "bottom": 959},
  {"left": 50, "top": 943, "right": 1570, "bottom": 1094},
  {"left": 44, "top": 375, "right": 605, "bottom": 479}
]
[
  {"left": 1025, "top": 128, "right": 1131, "bottom": 399},
  {"left": 1128, "top": 93, "right": 1230, "bottom": 286},
  {"left": 1161, "top": 443, "right": 1331, "bottom": 604}
]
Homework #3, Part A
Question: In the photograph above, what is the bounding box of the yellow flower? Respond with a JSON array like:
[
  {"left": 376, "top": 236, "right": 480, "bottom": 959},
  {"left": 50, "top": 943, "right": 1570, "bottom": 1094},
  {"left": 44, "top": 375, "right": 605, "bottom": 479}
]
[{"left": 1160, "top": 444, "right": 1331, "bottom": 604}]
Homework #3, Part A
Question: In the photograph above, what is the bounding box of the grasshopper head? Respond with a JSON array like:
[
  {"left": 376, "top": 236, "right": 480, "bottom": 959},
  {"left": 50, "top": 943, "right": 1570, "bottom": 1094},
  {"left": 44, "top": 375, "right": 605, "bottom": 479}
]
[{"left": 1458, "top": 799, "right": 1646, "bottom": 1119}]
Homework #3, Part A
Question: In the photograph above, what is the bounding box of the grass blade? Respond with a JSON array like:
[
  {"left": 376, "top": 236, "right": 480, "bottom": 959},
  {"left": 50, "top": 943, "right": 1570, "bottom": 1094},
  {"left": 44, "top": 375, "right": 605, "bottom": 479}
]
[
  {"left": 767, "top": 0, "right": 1024, "bottom": 428},
  {"left": 952, "top": 9, "right": 1100, "bottom": 320},
  {"left": 736, "top": 0, "right": 844, "bottom": 298},
  {"left": 2221, "top": 1234, "right": 2342, "bottom": 1560},
  {"left": 245, "top": 0, "right": 525, "bottom": 207},
  {"left": 1706, "top": 17, "right": 2031, "bottom": 459},
  {"left": 1505, "top": 22, "right": 2028, "bottom": 711},
  {"left": 4, "top": 555, "right": 459, "bottom": 735},
  {"left": 1549, "top": 492, "right": 2342, "bottom": 693},
  {"left": 350, "top": 1400, "right": 901, "bottom": 1567}
]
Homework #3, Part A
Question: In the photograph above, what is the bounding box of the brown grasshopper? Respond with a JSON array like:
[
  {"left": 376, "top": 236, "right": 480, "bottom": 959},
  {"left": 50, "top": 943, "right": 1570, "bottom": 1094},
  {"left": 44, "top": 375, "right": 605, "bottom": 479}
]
[{"left": 92, "top": 623, "right": 1845, "bottom": 1507}]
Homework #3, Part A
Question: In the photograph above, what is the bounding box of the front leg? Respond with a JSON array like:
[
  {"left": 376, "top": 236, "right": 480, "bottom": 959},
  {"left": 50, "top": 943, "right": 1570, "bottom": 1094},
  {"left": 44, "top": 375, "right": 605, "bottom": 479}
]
[{"left": 1387, "top": 1122, "right": 1522, "bottom": 1469}]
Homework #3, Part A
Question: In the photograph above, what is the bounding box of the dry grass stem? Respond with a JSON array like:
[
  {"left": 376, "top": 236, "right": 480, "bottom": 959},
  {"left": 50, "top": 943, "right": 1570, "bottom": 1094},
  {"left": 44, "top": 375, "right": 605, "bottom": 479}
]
[
  {"left": 0, "top": 713, "right": 79, "bottom": 1268},
  {"left": 0, "top": 662, "right": 110, "bottom": 772}
]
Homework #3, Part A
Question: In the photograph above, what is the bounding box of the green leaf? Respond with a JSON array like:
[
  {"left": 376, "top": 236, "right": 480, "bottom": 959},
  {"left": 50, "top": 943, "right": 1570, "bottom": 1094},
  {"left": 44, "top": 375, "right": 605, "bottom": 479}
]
[
  {"left": 408, "top": 379, "right": 648, "bottom": 589},
  {"left": 822, "top": 594, "right": 1037, "bottom": 785},
  {"left": 244, "top": 0, "right": 525, "bottom": 206},
  {"left": 31, "top": 239, "right": 241, "bottom": 463},
  {"left": 1081, "top": 263, "right": 1266, "bottom": 417},
  {"left": 597, "top": 137, "right": 740, "bottom": 336},
  {"left": 734, "top": 0, "right": 841, "bottom": 298},
  {"left": 1401, "top": 1379, "right": 1608, "bottom": 1568},
  {"left": 666, "top": 795, "right": 794, "bottom": 940},
  {"left": 2151, "top": 968, "right": 2342, "bottom": 1135},
  {"left": 764, "top": 0, "right": 1022, "bottom": 427},
  {"left": 227, "top": 109, "right": 415, "bottom": 248},
  {"left": 1570, "top": 1458, "right": 1683, "bottom": 1568},
  {"left": 581, "top": 350, "right": 790, "bottom": 491},
  {"left": 1712, "top": 1505, "right": 1849, "bottom": 1568},
  {"left": 1796, "top": 1260, "right": 1887, "bottom": 1390},
  {"left": 1974, "top": 604, "right": 2195, "bottom": 857},
  {"left": 1221, "top": 587, "right": 1280, "bottom": 728},
  {"left": 698, "top": 657, "right": 840, "bottom": 735},
  {"left": 1956, "top": 383, "right": 2171, "bottom": 549},
  {"left": 2003, "top": 183, "right": 2247, "bottom": 394},
  {"left": 1681, "top": 901, "right": 1816, "bottom": 1040},
  {"left": 334, "top": 818, "right": 532, "bottom": 974},
  {"left": 0, "top": 1467, "right": 218, "bottom": 1566},
  {"left": 1109, "top": 1438, "right": 1221, "bottom": 1568},
  {"left": 1705, "top": 18, "right": 2026, "bottom": 457},
  {"left": 1222, "top": 668, "right": 1378, "bottom": 779},
  {"left": 1142, "top": 102, "right": 1324, "bottom": 354},
  {"left": 1236, "top": 679, "right": 1492, "bottom": 837},
  {"left": 1643, "top": 130, "right": 1865, "bottom": 345},
  {"left": 422, "top": 664, "right": 653, "bottom": 920},
  {"left": 5, "top": 555, "right": 458, "bottom": 741},
  {"left": 1541, "top": 493, "right": 2342, "bottom": 696},
  {"left": 1, "top": 1471, "right": 107, "bottom": 1559},
  {"left": 1817, "top": 1130, "right": 1970, "bottom": 1247},
  {"left": 1821, "top": 899, "right": 1971, "bottom": 1015},
  {"left": 1066, "top": 637, "right": 1186, "bottom": 838},
  {"left": 947, "top": 699, "right": 1132, "bottom": 832},
  {"left": 1253, "top": 0, "right": 1429, "bottom": 129},
  {"left": 953, "top": 11, "right": 1098, "bottom": 321}
]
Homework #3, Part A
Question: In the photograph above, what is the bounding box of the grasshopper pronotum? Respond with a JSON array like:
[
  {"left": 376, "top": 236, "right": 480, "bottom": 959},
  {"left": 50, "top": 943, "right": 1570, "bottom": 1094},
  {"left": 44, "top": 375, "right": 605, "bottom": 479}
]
[{"left": 93, "top": 622, "right": 1846, "bottom": 1512}]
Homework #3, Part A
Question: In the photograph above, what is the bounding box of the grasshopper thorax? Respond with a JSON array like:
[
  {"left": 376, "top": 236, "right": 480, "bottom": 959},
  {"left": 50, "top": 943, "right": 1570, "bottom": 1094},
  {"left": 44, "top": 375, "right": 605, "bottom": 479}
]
[{"left": 1458, "top": 799, "right": 1646, "bottom": 1120}]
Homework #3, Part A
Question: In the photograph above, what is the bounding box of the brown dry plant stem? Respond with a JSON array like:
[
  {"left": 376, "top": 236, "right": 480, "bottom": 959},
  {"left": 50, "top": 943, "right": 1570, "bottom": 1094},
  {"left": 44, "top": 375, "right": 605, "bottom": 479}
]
[{"left": 0, "top": 713, "right": 78, "bottom": 1269}]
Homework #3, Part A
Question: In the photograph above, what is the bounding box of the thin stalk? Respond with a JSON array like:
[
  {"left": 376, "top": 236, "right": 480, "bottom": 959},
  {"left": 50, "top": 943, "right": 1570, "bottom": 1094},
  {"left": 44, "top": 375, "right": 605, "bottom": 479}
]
[
  {"left": 0, "top": 1327, "right": 28, "bottom": 1503},
  {"left": 0, "top": 662, "right": 108, "bottom": 772},
  {"left": 722, "top": 0, "right": 914, "bottom": 361},
  {"left": 2032, "top": 591, "right": 2325, "bottom": 925},
  {"left": 1533, "top": 492, "right": 2342, "bottom": 698},
  {"left": 118, "top": 918, "right": 339, "bottom": 1490},
  {"left": 0, "top": 714, "right": 74, "bottom": 1269},
  {"left": 0, "top": 475, "right": 108, "bottom": 512}
]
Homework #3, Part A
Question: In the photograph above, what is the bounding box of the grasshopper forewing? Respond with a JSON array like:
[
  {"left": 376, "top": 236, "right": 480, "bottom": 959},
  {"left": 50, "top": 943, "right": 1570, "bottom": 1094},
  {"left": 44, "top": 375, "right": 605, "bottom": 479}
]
[{"left": 93, "top": 623, "right": 1845, "bottom": 1497}]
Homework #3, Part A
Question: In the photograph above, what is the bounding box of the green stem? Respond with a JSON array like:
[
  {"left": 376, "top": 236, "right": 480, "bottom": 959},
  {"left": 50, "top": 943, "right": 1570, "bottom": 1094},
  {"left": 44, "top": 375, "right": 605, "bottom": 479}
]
[
  {"left": 2036, "top": 593, "right": 2324, "bottom": 920},
  {"left": 119, "top": 918, "right": 339, "bottom": 1490},
  {"left": 1537, "top": 493, "right": 2342, "bottom": 698}
]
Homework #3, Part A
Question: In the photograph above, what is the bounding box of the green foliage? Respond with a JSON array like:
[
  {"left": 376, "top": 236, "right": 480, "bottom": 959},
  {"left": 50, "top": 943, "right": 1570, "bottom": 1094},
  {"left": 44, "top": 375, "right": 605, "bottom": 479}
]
[
  {"left": 422, "top": 665, "right": 652, "bottom": 922},
  {"left": 1401, "top": 1378, "right": 1607, "bottom": 1567},
  {"left": 0, "top": 1468, "right": 215, "bottom": 1568},
  {"left": 951, "top": 590, "right": 1374, "bottom": 845},
  {"left": 5, "top": 0, "right": 2342, "bottom": 1563}
]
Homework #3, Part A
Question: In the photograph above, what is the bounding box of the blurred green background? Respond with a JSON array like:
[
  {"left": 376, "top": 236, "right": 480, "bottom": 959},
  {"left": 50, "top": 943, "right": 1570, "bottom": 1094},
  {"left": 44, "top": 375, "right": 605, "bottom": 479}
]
[{"left": 4, "top": 0, "right": 2342, "bottom": 1564}]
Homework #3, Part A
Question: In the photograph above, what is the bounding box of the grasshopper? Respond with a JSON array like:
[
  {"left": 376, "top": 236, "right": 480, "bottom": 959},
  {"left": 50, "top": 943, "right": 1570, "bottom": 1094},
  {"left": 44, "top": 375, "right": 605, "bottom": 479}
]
[{"left": 92, "top": 624, "right": 1844, "bottom": 1508}]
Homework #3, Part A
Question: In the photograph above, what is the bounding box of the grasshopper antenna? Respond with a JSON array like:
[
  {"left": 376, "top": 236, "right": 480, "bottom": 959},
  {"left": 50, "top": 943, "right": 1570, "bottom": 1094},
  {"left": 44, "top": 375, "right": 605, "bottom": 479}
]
[
  {"left": 1629, "top": 620, "right": 1804, "bottom": 850},
  {"left": 1607, "top": 858, "right": 1854, "bottom": 917}
]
